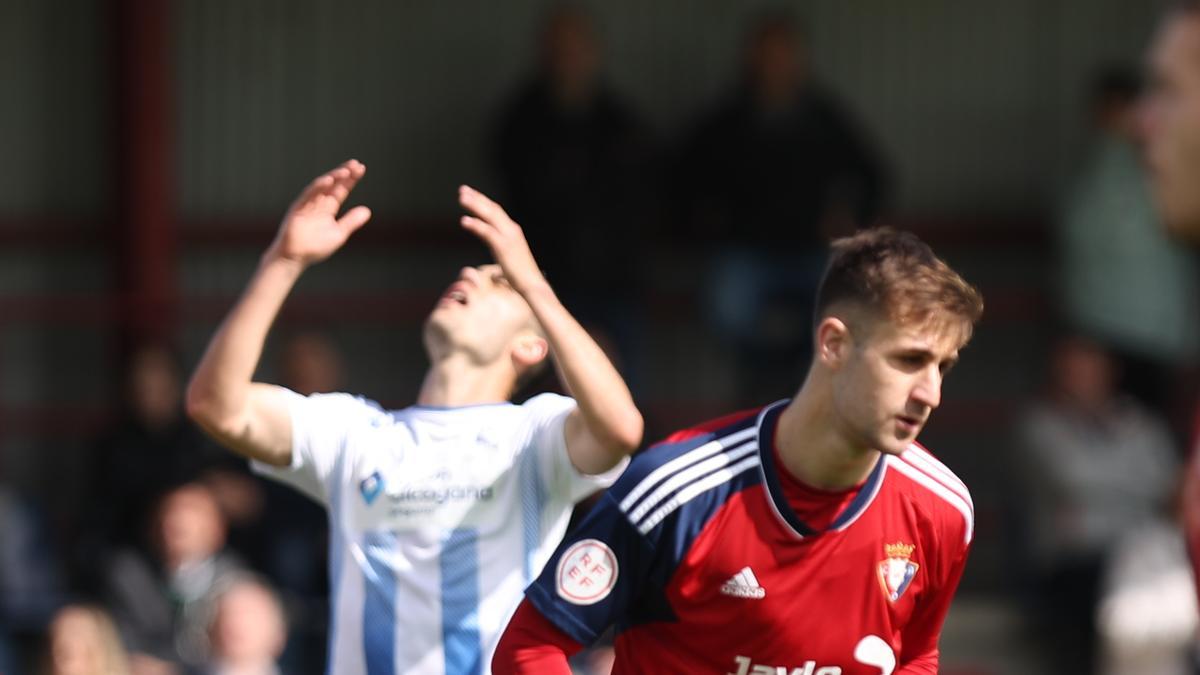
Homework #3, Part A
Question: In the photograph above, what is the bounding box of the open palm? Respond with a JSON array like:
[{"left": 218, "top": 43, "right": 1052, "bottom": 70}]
[{"left": 270, "top": 159, "right": 372, "bottom": 267}]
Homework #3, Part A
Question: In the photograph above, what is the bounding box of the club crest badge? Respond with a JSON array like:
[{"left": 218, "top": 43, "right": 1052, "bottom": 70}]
[
  {"left": 877, "top": 541, "right": 918, "bottom": 603},
  {"left": 360, "top": 471, "right": 385, "bottom": 505}
]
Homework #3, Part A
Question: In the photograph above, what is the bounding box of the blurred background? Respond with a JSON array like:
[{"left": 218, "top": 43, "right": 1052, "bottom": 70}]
[{"left": 2, "top": 0, "right": 1199, "bottom": 674}]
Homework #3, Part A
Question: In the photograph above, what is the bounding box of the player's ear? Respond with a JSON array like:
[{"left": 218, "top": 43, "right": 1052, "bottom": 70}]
[
  {"left": 816, "top": 316, "right": 851, "bottom": 370},
  {"left": 512, "top": 333, "right": 549, "bottom": 371}
]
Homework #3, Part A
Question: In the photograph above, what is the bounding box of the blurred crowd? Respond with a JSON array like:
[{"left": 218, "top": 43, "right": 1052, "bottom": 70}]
[
  {"left": 1, "top": 5, "right": 1199, "bottom": 675},
  {"left": 0, "top": 334, "right": 336, "bottom": 675}
]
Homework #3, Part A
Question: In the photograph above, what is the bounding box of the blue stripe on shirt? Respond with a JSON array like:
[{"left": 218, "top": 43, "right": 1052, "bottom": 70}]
[
  {"left": 520, "top": 449, "right": 547, "bottom": 582},
  {"left": 362, "top": 531, "right": 398, "bottom": 675},
  {"left": 441, "top": 528, "right": 482, "bottom": 675}
]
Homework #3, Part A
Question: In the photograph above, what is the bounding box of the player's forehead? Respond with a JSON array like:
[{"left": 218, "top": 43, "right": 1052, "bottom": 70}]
[{"left": 862, "top": 315, "right": 964, "bottom": 360}]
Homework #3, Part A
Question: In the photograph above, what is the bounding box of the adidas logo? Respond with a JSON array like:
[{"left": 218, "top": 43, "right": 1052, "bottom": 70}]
[{"left": 720, "top": 566, "right": 766, "bottom": 599}]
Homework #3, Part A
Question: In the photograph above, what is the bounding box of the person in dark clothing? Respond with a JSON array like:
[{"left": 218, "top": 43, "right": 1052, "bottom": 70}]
[
  {"left": 74, "top": 345, "right": 261, "bottom": 594},
  {"left": 679, "top": 12, "right": 891, "bottom": 404},
  {"left": 104, "top": 482, "right": 247, "bottom": 672},
  {"left": 681, "top": 12, "right": 889, "bottom": 248},
  {"left": 493, "top": 5, "right": 653, "bottom": 381}
]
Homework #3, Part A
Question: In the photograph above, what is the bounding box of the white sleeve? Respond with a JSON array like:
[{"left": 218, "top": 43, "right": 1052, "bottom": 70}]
[
  {"left": 250, "top": 390, "right": 388, "bottom": 507},
  {"left": 521, "top": 392, "right": 630, "bottom": 503}
]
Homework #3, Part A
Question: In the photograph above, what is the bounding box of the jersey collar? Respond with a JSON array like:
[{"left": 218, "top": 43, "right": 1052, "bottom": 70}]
[{"left": 755, "top": 399, "right": 888, "bottom": 539}]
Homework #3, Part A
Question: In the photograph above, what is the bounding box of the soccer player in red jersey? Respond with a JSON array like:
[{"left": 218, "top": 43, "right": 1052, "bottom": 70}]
[
  {"left": 493, "top": 228, "right": 983, "bottom": 674},
  {"left": 1141, "top": 0, "right": 1200, "bottom": 612}
]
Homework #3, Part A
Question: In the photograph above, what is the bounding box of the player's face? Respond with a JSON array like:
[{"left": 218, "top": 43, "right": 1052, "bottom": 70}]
[
  {"left": 425, "top": 264, "right": 540, "bottom": 365},
  {"left": 1142, "top": 11, "right": 1200, "bottom": 245},
  {"left": 831, "top": 316, "right": 962, "bottom": 456}
]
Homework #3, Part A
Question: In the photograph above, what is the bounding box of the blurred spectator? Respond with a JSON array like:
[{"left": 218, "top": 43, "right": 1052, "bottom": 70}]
[
  {"left": 251, "top": 331, "right": 340, "bottom": 674},
  {"left": 492, "top": 4, "right": 654, "bottom": 378},
  {"left": 1058, "top": 66, "right": 1198, "bottom": 415},
  {"left": 278, "top": 331, "right": 344, "bottom": 396},
  {"left": 0, "top": 486, "right": 66, "bottom": 653},
  {"left": 1017, "top": 334, "right": 1180, "bottom": 674},
  {"left": 0, "top": 637, "right": 15, "bottom": 675},
  {"left": 1096, "top": 485, "right": 1198, "bottom": 675},
  {"left": 75, "top": 345, "right": 262, "bottom": 592},
  {"left": 676, "top": 11, "right": 890, "bottom": 403},
  {"left": 104, "top": 482, "right": 247, "bottom": 671},
  {"left": 40, "top": 604, "right": 130, "bottom": 675},
  {"left": 203, "top": 576, "right": 286, "bottom": 675}
]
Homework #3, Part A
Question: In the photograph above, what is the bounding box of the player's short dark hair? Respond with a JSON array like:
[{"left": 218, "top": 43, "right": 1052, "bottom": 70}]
[{"left": 814, "top": 227, "right": 984, "bottom": 342}]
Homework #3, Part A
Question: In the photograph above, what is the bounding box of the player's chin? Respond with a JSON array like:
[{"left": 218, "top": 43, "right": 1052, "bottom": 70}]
[
  {"left": 422, "top": 311, "right": 457, "bottom": 343},
  {"left": 880, "top": 429, "right": 915, "bottom": 455},
  {"left": 427, "top": 303, "right": 460, "bottom": 324}
]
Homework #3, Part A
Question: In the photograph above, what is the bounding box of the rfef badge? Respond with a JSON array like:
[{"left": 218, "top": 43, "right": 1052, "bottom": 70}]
[{"left": 556, "top": 539, "right": 618, "bottom": 606}]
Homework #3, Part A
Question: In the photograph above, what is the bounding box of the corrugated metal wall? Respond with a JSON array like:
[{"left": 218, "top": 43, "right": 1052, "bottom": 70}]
[
  {"left": 167, "top": 0, "right": 1159, "bottom": 218},
  {"left": 0, "top": 0, "right": 108, "bottom": 218},
  {"left": 0, "top": 0, "right": 1162, "bottom": 218}
]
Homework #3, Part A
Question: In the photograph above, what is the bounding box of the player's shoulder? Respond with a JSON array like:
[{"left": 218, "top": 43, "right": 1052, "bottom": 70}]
[
  {"left": 509, "top": 393, "right": 576, "bottom": 438},
  {"left": 290, "top": 390, "right": 390, "bottom": 423},
  {"left": 517, "top": 391, "right": 576, "bottom": 416},
  {"left": 607, "top": 407, "right": 763, "bottom": 502},
  {"left": 887, "top": 442, "right": 975, "bottom": 545}
]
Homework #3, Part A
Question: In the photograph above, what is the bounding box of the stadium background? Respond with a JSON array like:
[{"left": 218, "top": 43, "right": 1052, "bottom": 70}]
[{"left": 0, "top": 1, "right": 1189, "bottom": 673}]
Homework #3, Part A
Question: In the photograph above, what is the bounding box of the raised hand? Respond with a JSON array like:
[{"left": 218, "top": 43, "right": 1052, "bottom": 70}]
[
  {"left": 267, "top": 160, "right": 372, "bottom": 268},
  {"left": 458, "top": 185, "right": 548, "bottom": 295}
]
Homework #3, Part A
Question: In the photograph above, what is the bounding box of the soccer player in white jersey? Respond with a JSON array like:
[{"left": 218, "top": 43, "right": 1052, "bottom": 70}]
[{"left": 185, "top": 160, "right": 643, "bottom": 675}]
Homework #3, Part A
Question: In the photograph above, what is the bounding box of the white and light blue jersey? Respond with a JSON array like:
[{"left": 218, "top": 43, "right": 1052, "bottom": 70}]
[{"left": 252, "top": 390, "right": 626, "bottom": 675}]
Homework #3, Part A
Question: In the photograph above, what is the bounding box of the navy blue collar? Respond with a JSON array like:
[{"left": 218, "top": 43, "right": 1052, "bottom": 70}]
[{"left": 756, "top": 400, "right": 888, "bottom": 538}]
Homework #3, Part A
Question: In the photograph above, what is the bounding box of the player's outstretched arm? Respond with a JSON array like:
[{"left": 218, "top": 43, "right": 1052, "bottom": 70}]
[
  {"left": 458, "top": 185, "right": 643, "bottom": 475},
  {"left": 186, "top": 160, "right": 371, "bottom": 466}
]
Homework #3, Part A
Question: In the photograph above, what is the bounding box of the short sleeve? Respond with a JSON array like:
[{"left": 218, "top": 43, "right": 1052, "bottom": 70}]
[
  {"left": 525, "top": 429, "right": 746, "bottom": 647},
  {"left": 525, "top": 490, "right": 656, "bottom": 646},
  {"left": 250, "top": 389, "right": 388, "bottom": 506},
  {"left": 521, "top": 393, "right": 629, "bottom": 503}
]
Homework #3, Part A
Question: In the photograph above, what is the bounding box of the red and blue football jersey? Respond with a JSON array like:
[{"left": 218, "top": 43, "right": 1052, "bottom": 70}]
[{"left": 523, "top": 400, "right": 973, "bottom": 674}]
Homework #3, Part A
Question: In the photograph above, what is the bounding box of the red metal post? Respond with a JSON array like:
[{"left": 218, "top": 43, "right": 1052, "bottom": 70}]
[{"left": 110, "top": 0, "right": 176, "bottom": 350}]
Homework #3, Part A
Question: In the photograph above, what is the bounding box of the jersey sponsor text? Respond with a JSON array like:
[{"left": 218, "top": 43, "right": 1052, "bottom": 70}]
[{"left": 728, "top": 655, "right": 842, "bottom": 675}]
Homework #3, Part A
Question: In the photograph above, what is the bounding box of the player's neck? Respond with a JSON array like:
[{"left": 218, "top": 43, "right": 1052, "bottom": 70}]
[
  {"left": 417, "top": 353, "right": 513, "bottom": 407},
  {"left": 776, "top": 384, "right": 880, "bottom": 491}
]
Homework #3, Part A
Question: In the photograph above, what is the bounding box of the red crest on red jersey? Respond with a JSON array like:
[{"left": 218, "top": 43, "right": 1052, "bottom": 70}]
[{"left": 877, "top": 541, "right": 919, "bottom": 603}]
